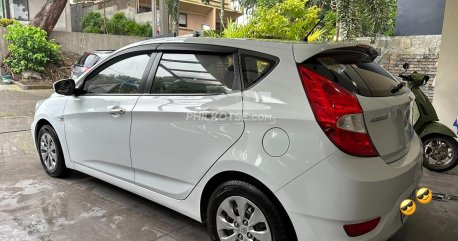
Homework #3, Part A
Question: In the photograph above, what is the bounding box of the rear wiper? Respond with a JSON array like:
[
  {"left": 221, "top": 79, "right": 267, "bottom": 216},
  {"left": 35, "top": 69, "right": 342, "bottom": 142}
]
[{"left": 391, "top": 82, "right": 406, "bottom": 94}]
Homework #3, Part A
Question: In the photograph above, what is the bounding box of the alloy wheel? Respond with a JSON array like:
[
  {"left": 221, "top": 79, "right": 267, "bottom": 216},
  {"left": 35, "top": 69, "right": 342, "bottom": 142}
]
[{"left": 40, "top": 133, "right": 57, "bottom": 172}]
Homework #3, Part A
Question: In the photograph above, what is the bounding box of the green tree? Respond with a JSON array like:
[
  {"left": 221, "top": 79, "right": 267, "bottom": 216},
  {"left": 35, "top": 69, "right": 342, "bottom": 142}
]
[
  {"left": 81, "top": 12, "right": 106, "bottom": 34},
  {"left": 337, "top": 0, "right": 362, "bottom": 40},
  {"left": 82, "top": 12, "right": 152, "bottom": 37},
  {"left": 164, "top": 0, "right": 180, "bottom": 35},
  {"left": 234, "top": 0, "right": 279, "bottom": 13},
  {"left": 217, "top": 0, "right": 329, "bottom": 41},
  {"left": 335, "top": 0, "right": 396, "bottom": 40}
]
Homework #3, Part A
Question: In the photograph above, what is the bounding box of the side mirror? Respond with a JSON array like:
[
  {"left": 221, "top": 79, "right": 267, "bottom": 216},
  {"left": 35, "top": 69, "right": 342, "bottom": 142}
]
[
  {"left": 403, "top": 63, "right": 410, "bottom": 70},
  {"left": 54, "top": 79, "right": 76, "bottom": 96}
]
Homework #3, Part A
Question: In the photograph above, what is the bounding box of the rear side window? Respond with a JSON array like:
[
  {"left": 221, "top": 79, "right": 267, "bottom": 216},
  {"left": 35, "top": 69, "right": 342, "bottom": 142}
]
[
  {"left": 302, "top": 53, "right": 404, "bottom": 97},
  {"left": 241, "top": 54, "right": 276, "bottom": 89},
  {"left": 152, "top": 53, "right": 235, "bottom": 94}
]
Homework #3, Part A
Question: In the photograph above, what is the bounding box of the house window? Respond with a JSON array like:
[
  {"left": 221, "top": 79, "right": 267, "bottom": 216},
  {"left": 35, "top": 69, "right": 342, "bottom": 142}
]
[
  {"left": 137, "top": 0, "right": 152, "bottom": 13},
  {"left": 8, "top": 0, "right": 29, "bottom": 21},
  {"left": 179, "top": 13, "right": 187, "bottom": 27}
]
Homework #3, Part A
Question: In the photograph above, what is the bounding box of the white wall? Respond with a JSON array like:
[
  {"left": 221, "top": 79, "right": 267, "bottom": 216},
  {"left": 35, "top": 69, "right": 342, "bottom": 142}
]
[{"left": 433, "top": 0, "right": 458, "bottom": 134}]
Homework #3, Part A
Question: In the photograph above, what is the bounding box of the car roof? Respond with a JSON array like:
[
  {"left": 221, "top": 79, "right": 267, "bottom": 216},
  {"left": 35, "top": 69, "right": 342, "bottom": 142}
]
[
  {"left": 117, "top": 37, "right": 370, "bottom": 63},
  {"left": 92, "top": 50, "right": 114, "bottom": 55}
]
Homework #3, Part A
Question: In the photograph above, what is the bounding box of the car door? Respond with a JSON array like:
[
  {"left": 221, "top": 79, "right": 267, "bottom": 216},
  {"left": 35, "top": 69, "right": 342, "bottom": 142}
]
[
  {"left": 64, "top": 48, "right": 156, "bottom": 182},
  {"left": 130, "top": 44, "right": 244, "bottom": 199}
]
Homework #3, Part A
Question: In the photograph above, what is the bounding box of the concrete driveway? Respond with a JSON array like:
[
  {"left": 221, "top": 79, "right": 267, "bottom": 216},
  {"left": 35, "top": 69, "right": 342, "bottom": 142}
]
[{"left": 0, "top": 88, "right": 457, "bottom": 241}]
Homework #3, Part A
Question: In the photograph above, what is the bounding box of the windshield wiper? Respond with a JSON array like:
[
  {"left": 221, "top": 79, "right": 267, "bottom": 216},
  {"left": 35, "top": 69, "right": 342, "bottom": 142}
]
[{"left": 391, "top": 82, "right": 406, "bottom": 94}]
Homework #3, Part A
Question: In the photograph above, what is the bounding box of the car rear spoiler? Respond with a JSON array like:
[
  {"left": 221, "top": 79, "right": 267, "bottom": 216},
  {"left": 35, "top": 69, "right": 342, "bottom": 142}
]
[{"left": 293, "top": 44, "right": 379, "bottom": 63}]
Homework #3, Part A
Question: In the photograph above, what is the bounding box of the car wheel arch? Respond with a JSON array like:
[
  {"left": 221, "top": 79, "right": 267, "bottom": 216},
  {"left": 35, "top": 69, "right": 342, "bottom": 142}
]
[
  {"left": 199, "top": 170, "right": 298, "bottom": 241},
  {"left": 35, "top": 119, "right": 53, "bottom": 141}
]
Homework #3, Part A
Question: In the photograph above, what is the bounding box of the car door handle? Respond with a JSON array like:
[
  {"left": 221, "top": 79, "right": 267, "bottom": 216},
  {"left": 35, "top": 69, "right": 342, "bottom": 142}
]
[{"left": 108, "top": 107, "right": 126, "bottom": 117}]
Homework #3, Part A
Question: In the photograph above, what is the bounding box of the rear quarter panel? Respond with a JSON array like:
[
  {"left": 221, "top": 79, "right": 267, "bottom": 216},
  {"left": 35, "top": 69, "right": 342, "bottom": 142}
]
[{"left": 194, "top": 45, "right": 337, "bottom": 193}]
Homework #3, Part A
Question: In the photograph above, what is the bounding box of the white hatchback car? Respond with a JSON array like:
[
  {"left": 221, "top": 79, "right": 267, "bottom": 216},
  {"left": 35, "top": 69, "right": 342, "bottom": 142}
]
[{"left": 32, "top": 38, "right": 423, "bottom": 241}]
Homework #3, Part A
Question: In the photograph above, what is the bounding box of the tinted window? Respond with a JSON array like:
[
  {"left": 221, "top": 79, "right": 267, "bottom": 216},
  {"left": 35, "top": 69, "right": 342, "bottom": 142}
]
[
  {"left": 77, "top": 54, "right": 100, "bottom": 67},
  {"left": 84, "top": 53, "right": 150, "bottom": 94},
  {"left": 152, "top": 53, "right": 235, "bottom": 94},
  {"left": 241, "top": 55, "right": 275, "bottom": 89},
  {"left": 302, "top": 53, "right": 404, "bottom": 97}
]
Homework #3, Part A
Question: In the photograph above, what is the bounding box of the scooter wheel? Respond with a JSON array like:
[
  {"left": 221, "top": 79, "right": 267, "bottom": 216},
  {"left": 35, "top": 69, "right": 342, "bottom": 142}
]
[{"left": 422, "top": 135, "right": 458, "bottom": 172}]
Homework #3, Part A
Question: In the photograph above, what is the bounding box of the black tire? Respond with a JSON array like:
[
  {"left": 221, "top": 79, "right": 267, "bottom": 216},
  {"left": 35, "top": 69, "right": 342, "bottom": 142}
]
[
  {"left": 206, "top": 180, "right": 293, "bottom": 241},
  {"left": 422, "top": 134, "right": 458, "bottom": 173},
  {"left": 37, "top": 125, "right": 70, "bottom": 177}
]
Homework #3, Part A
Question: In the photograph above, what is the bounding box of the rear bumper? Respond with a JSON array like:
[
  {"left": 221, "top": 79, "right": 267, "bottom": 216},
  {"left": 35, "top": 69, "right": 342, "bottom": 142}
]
[{"left": 275, "top": 134, "right": 423, "bottom": 241}]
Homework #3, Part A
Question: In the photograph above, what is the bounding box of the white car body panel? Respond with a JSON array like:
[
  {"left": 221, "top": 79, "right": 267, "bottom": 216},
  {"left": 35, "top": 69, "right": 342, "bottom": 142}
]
[
  {"left": 64, "top": 95, "right": 139, "bottom": 181},
  {"left": 130, "top": 93, "right": 244, "bottom": 199},
  {"left": 32, "top": 94, "right": 74, "bottom": 170},
  {"left": 31, "top": 37, "right": 424, "bottom": 241},
  {"left": 276, "top": 135, "right": 423, "bottom": 241}
]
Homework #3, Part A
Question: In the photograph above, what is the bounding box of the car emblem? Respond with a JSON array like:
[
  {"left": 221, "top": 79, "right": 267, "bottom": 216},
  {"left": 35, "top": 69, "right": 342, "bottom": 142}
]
[{"left": 370, "top": 114, "right": 389, "bottom": 123}]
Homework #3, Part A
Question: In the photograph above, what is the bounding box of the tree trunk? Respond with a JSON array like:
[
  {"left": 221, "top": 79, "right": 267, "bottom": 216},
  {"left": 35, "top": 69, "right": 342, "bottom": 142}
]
[
  {"left": 171, "top": 0, "right": 179, "bottom": 36},
  {"left": 30, "top": 0, "right": 68, "bottom": 35},
  {"left": 220, "top": 0, "right": 225, "bottom": 30}
]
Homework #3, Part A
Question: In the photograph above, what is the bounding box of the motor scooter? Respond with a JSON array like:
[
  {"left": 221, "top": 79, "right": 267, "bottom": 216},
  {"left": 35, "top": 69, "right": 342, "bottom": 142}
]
[{"left": 399, "top": 63, "right": 458, "bottom": 172}]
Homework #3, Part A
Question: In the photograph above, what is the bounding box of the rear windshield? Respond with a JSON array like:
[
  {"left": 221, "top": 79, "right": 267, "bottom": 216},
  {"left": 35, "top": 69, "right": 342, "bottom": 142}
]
[
  {"left": 76, "top": 54, "right": 100, "bottom": 67},
  {"left": 302, "top": 52, "right": 405, "bottom": 97}
]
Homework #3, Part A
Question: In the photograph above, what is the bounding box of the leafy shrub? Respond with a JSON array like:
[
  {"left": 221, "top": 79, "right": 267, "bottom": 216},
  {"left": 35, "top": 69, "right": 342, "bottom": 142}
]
[
  {"left": 203, "top": 30, "right": 222, "bottom": 38},
  {"left": 222, "top": 19, "right": 251, "bottom": 39},
  {"left": 107, "top": 13, "right": 152, "bottom": 37},
  {"left": 82, "top": 12, "right": 107, "bottom": 34},
  {"left": 0, "top": 18, "right": 16, "bottom": 27},
  {"left": 82, "top": 12, "right": 152, "bottom": 37},
  {"left": 213, "top": 0, "right": 331, "bottom": 41},
  {"left": 4, "top": 22, "right": 61, "bottom": 73},
  {"left": 245, "top": 0, "right": 323, "bottom": 40}
]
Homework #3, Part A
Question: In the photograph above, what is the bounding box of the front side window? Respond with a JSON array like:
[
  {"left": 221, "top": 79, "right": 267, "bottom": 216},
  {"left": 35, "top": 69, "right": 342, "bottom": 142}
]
[
  {"left": 152, "top": 53, "right": 235, "bottom": 94},
  {"left": 84, "top": 53, "right": 150, "bottom": 94}
]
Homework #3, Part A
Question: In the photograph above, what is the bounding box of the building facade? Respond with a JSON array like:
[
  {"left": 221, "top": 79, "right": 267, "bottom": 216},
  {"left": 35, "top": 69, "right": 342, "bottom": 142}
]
[{"left": 73, "top": 0, "right": 242, "bottom": 35}]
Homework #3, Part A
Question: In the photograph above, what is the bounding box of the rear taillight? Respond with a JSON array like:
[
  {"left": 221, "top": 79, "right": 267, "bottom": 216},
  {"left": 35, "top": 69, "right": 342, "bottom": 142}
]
[
  {"left": 343, "top": 217, "right": 381, "bottom": 237},
  {"left": 297, "top": 65, "right": 378, "bottom": 157},
  {"left": 83, "top": 67, "right": 91, "bottom": 73}
]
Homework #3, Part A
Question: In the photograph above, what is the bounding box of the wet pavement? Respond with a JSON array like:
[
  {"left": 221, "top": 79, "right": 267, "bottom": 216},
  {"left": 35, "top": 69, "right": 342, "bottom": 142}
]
[
  {"left": 0, "top": 128, "right": 209, "bottom": 241},
  {"left": 0, "top": 88, "right": 458, "bottom": 241}
]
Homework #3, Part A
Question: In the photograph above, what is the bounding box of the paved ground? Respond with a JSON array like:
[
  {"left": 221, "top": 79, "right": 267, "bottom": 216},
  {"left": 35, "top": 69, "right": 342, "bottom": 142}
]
[
  {"left": 0, "top": 87, "right": 457, "bottom": 241},
  {"left": 0, "top": 84, "right": 53, "bottom": 118}
]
